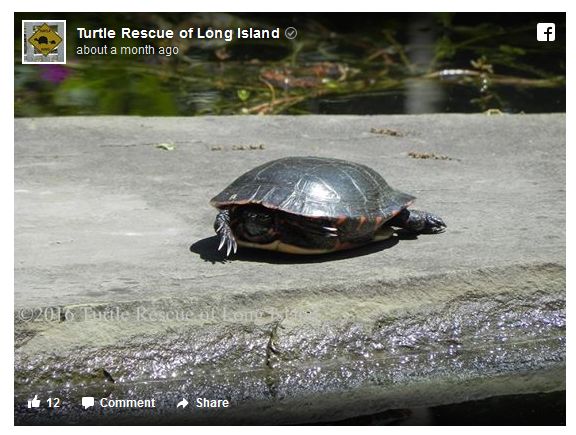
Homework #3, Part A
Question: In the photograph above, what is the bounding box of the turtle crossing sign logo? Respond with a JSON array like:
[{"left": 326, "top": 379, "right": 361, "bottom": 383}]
[{"left": 22, "top": 20, "right": 66, "bottom": 64}]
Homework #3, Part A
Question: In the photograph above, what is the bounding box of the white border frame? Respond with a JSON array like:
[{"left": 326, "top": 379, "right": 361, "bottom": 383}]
[
  {"left": 21, "top": 19, "right": 67, "bottom": 64},
  {"left": 5, "top": 3, "right": 571, "bottom": 433}
]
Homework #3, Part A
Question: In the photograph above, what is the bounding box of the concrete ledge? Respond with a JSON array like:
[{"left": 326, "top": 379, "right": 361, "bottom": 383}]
[{"left": 14, "top": 115, "right": 565, "bottom": 424}]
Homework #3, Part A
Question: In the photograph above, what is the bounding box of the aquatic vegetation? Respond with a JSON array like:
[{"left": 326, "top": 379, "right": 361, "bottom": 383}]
[{"left": 14, "top": 13, "right": 565, "bottom": 116}]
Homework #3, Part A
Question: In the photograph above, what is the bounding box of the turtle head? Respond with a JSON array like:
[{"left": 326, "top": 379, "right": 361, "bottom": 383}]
[
  {"left": 237, "top": 206, "right": 278, "bottom": 244},
  {"left": 243, "top": 209, "right": 273, "bottom": 237},
  {"left": 233, "top": 205, "right": 277, "bottom": 244},
  {"left": 214, "top": 206, "right": 278, "bottom": 256}
]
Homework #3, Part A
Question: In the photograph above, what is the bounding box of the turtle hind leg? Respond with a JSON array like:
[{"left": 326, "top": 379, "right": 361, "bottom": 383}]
[
  {"left": 389, "top": 209, "right": 446, "bottom": 234},
  {"left": 214, "top": 209, "right": 237, "bottom": 256},
  {"left": 277, "top": 214, "right": 339, "bottom": 252},
  {"left": 374, "top": 225, "right": 395, "bottom": 241}
]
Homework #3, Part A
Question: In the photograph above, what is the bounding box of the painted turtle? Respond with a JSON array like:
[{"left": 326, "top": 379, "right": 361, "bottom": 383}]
[{"left": 210, "top": 156, "right": 445, "bottom": 256}]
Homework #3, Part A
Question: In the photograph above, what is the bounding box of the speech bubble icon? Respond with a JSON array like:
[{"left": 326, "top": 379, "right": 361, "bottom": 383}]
[{"left": 81, "top": 397, "right": 95, "bottom": 409}]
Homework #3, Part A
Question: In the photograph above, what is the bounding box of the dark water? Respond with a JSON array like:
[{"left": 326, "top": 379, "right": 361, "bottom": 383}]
[
  {"left": 322, "top": 391, "right": 566, "bottom": 426},
  {"left": 14, "top": 12, "right": 565, "bottom": 116}
]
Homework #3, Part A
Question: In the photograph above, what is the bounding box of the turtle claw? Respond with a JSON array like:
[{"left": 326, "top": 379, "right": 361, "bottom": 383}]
[
  {"left": 225, "top": 236, "right": 237, "bottom": 256},
  {"left": 214, "top": 209, "right": 237, "bottom": 257},
  {"left": 218, "top": 235, "right": 226, "bottom": 251}
]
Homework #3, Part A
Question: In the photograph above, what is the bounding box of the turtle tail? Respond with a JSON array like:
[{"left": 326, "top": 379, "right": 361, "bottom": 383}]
[{"left": 214, "top": 209, "right": 238, "bottom": 256}]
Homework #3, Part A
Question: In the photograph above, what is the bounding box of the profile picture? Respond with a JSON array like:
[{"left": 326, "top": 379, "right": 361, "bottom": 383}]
[{"left": 22, "top": 20, "right": 66, "bottom": 64}]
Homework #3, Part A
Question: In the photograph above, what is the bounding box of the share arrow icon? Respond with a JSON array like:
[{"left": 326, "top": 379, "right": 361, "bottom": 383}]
[{"left": 176, "top": 398, "right": 189, "bottom": 409}]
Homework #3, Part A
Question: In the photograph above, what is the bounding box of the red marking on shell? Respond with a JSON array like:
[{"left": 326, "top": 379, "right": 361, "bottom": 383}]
[
  {"left": 334, "top": 240, "right": 360, "bottom": 251},
  {"left": 333, "top": 240, "right": 341, "bottom": 249},
  {"left": 336, "top": 215, "right": 347, "bottom": 225},
  {"left": 356, "top": 215, "right": 367, "bottom": 230}
]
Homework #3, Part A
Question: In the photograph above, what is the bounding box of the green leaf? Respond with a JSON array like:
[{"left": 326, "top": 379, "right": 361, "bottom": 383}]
[
  {"left": 237, "top": 89, "right": 251, "bottom": 102},
  {"left": 155, "top": 143, "right": 175, "bottom": 151},
  {"left": 499, "top": 45, "right": 526, "bottom": 56}
]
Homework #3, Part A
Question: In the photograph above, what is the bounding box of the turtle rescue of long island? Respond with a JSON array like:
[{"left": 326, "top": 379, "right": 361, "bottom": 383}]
[{"left": 210, "top": 156, "right": 446, "bottom": 256}]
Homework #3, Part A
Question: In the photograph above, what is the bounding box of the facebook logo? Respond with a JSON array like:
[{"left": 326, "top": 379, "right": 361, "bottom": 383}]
[{"left": 537, "top": 23, "right": 555, "bottom": 41}]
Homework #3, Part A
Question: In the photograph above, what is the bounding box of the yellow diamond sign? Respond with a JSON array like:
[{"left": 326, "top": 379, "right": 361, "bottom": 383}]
[{"left": 28, "top": 23, "right": 62, "bottom": 56}]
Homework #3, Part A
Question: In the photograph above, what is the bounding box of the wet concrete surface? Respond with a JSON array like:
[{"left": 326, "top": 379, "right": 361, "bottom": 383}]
[{"left": 14, "top": 115, "right": 565, "bottom": 424}]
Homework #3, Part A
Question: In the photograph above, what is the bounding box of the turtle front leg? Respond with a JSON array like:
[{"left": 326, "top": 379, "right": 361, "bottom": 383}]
[
  {"left": 214, "top": 209, "right": 238, "bottom": 256},
  {"left": 389, "top": 209, "right": 446, "bottom": 234}
]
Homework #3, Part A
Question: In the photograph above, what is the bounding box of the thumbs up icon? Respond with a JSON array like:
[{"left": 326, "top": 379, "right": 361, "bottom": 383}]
[{"left": 27, "top": 395, "right": 41, "bottom": 408}]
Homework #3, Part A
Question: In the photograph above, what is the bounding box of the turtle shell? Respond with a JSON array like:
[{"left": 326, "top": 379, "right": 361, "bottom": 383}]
[{"left": 210, "top": 156, "right": 415, "bottom": 221}]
